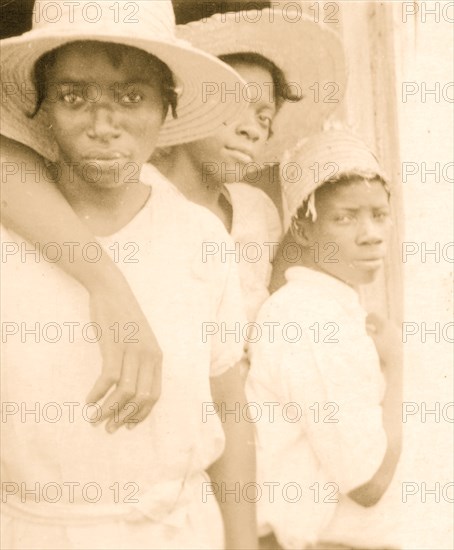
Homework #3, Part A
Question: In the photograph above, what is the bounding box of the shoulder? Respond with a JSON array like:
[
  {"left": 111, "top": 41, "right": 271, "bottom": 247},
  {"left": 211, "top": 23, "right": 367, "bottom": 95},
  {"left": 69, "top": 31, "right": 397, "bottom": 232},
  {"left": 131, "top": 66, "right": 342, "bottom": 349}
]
[
  {"left": 226, "top": 182, "right": 282, "bottom": 239},
  {"left": 256, "top": 282, "right": 304, "bottom": 325},
  {"left": 141, "top": 162, "right": 179, "bottom": 193},
  {"left": 142, "top": 162, "right": 231, "bottom": 242},
  {"left": 267, "top": 271, "right": 348, "bottom": 324},
  {"left": 226, "top": 182, "right": 277, "bottom": 212}
]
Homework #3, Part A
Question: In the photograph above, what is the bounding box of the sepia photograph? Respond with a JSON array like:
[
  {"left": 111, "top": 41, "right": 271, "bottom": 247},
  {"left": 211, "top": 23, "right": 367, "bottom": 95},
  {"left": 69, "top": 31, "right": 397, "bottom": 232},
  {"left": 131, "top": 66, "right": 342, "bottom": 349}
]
[{"left": 0, "top": 1, "right": 453, "bottom": 549}]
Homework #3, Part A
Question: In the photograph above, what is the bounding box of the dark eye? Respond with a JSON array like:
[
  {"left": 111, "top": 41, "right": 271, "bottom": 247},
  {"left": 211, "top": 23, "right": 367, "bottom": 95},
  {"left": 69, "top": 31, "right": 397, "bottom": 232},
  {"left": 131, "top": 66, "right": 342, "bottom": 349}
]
[
  {"left": 61, "top": 92, "right": 83, "bottom": 105},
  {"left": 374, "top": 211, "right": 390, "bottom": 221},
  {"left": 121, "top": 91, "right": 143, "bottom": 104},
  {"left": 335, "top": 214, "right": 355, "bottom": 224}
]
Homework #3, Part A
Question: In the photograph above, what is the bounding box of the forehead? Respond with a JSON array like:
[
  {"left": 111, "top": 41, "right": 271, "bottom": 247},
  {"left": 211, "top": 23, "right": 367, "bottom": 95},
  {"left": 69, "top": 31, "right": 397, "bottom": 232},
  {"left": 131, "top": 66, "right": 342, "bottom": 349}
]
[
  {"left": 316, "top": 178, "right": 390, "bottom": 210},
  {"left": 227, "top": 60, "right": 276, "bottom": 103},
  {"left": 47, "top": 42, "right": 161, "bottom": 83},
  {"left": 227, "top": 59, "right": 273, "bottom": 81}
]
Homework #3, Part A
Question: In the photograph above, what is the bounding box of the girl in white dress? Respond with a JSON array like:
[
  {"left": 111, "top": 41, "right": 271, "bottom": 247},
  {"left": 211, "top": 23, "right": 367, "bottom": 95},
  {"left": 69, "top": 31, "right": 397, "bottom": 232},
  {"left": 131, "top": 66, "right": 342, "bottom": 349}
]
[{"left": 1, "top": 2, "right": 257, "bottom": 548}]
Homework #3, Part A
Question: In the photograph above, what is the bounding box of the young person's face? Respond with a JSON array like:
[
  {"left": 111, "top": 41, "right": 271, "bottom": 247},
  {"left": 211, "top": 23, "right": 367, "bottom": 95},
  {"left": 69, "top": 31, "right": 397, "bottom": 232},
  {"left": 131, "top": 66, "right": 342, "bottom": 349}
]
[
  {"left": 183, "top": 60, "right": 277, "bottom": 185},
  {"left": 301, "top": 178, "right": 392, "bottom": 287},
  {"left": 44, "top": 42, "right": 166, "bottom": 189}
]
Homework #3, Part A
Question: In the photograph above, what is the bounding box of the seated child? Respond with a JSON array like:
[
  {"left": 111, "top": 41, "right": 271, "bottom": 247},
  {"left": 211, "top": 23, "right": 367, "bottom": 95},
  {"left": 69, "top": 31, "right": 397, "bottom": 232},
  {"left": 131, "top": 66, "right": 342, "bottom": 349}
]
[
  {"left": 1, "top": 2, "right": 256, "bottom": 548},
  {"left": 246, "top": 130, "right": 403, "bottom": 549}
]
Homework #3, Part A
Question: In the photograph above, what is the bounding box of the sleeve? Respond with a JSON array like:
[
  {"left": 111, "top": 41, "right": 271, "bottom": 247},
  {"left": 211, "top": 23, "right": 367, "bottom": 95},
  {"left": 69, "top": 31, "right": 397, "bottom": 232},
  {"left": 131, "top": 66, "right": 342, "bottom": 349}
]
[
  {"left": 287, "top": 331, "right": 388, "bottom": 495},
  {"left": 208, "top": 230, "right": 247, "bottom": 378},
  {"left": 246, "top": 299, "right": 334, "bottom": 549}
]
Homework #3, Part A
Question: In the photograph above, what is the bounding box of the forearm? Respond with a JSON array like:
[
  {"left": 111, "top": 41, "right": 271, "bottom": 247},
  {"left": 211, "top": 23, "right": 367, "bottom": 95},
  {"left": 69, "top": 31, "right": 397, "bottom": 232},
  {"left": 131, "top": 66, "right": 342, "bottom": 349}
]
[
  {"left": 349, "top": 358, "right": 403, "bottom": 506},
  {"left": 209, "top": 366, "right": 258, "bottom": 550},
  {"left": 1, "top": 137, "right": 125, "bottom": 292}
]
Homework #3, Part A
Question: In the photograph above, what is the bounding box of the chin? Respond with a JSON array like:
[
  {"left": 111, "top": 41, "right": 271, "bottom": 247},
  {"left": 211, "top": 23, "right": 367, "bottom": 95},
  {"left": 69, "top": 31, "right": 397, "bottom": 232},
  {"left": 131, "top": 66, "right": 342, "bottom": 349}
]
[
  {"left": 221, "top": 160, "right": 247, "bottom": 184},
  {"left": 357, "top": 269, "right": 380, "bottom": 286},
  {"left": 329, "top": 266, "right": 379, "bottom": 287},
  {"left": 87, "top": 176, "right": 129, "bottom": 191}
]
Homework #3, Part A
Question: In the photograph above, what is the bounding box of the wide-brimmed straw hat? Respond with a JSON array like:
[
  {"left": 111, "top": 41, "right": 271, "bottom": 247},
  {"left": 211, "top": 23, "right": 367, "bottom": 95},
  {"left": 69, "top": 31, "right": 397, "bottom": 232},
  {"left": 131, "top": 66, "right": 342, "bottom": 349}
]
[
  {"left": 0, "top": 0, "right": 248, "bottom": 161},
  {"left": 281, "top": 129, "right": 389, "bottom": 223},
  {"left": 177, "top": 7, "right": 347, "bottom": 163}
]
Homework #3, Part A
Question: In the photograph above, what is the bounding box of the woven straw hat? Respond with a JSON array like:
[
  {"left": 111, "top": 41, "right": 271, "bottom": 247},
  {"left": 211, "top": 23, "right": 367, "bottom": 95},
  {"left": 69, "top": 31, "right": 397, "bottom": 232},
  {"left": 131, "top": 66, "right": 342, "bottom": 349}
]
[
  {"left": 0, "top": 0, "right": 248, "bottom": 161},
  {"left": 281, "top": 130, "right": 389, "bottom": 221},
  {"left": 177, "top": 7, "right": 347, "bottom": 163}
]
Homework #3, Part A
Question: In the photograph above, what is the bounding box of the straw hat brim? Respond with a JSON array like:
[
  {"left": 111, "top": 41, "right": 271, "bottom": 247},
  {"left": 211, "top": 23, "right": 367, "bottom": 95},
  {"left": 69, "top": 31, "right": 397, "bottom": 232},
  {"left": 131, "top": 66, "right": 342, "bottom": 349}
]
[
  {"left": 0, "top": 30, "right": 248, "bottom": 161},
  {"left": 178, "top": 9, "right": 347, "bottom": 163}
]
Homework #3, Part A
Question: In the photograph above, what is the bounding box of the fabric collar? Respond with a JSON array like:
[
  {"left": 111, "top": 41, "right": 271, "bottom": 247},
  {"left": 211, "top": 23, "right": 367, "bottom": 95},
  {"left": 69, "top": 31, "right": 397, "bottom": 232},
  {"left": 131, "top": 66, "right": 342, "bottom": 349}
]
[{"left": 285, "top": 266, "right": 361, "bottom": 310}]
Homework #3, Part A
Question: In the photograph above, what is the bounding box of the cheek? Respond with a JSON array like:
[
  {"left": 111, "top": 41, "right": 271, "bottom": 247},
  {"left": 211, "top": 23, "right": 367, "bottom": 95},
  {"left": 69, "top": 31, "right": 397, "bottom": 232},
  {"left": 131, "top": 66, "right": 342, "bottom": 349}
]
[
  {"left": 47, "top": 106, "right": 87, "bottom": 140},
  {"left": 136, "top": 117, "right": 162, "bottom": 138},
  {"left": 310, "top": 222, "right": 341, "bottom": 244},
  {"left": 257, "top": 124, "right": 271, "bottom": 145},
  {"left": 316, "top": 223, "right": 358, "bottom": 256},
  {"left": 193, "top": 135, "right": 225, "bottom": 162},
  {"left": 216, "top": 121, "right": 238, "bottom": 144},
  {"left": 383, "top": 220, "right": 393, "bottom": 240},
  {"left": 47, "top": 115, "right": 80, "bottom": 158},
  {"left": 123, "top": 108, "right": 164, "bottom": 144}
]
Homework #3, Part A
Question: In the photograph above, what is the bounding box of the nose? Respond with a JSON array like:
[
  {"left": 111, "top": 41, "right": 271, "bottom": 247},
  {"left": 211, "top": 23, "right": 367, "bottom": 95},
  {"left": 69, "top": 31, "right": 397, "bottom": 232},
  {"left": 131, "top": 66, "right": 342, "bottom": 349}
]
[
  {"left": 86, "top": 106, "right": 121, "bottom": 141},
  {"left": 235, "top": 109, "right": 262, "bottom": 143},
  {"left": 356, "top": 215, "right": 385, "bottom": 245}
]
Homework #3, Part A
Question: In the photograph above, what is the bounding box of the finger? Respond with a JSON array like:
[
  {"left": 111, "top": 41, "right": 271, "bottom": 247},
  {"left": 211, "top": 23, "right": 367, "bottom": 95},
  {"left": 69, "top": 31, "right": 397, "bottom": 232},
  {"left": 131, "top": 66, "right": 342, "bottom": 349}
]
[
  {"left": 106, "top": 399, "right": 141, "bottom": 433},
  {"left": 105, "top": 348, "right": 163, "bottom": 432},
  {"left": 86, "top": 372, "right": 118, "bottom": 404},
  {"left": 125, "top": 403, "right": 153, "bottom": 430},
  {"left": 125, "top": 354, "right": 162, "bottom": 429},
  {"left": 86, "top": 336, "right": 122, "bottom": 403},
  {"left": 138, "top": 351, "right": 162, "bottom": 401},
  {"left": 95, "top": 349, "right": 140, "bottom": 428}
]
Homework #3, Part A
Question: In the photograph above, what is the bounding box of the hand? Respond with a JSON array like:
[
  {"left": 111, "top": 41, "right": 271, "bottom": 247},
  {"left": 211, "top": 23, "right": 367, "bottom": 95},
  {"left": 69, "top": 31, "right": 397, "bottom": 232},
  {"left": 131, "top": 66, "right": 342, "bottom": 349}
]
[
  {"left": 86, "top": 285, "right": 162, "bottom": 433},
  {"left": 366, "top": 313, "right": 403, "bottom": 371}
]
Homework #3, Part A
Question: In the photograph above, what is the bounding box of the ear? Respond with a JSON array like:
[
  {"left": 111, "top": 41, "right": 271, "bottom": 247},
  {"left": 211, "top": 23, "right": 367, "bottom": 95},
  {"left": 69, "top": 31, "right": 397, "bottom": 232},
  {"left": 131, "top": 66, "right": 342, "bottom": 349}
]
[{"left": 290, "top": 216, "right": 313, "bottom": 247}]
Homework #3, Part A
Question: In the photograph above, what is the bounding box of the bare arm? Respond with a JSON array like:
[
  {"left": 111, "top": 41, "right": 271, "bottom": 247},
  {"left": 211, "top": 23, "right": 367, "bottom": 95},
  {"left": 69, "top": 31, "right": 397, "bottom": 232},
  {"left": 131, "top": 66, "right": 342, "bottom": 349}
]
[
  {"left": 208, "top": 363, "right": 258, "bottom": 550},
  {"left": 1, "top": 136, "right": 162, "bottom": 430},
  {"left": 1, "top": 136, "right": 124, "bottom": 290}
]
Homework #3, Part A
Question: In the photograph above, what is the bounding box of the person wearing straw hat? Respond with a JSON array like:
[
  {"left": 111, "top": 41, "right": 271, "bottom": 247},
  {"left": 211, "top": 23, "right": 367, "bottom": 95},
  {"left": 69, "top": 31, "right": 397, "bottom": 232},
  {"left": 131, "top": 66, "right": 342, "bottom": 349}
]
[
  {"left": 246, "top": 130, "right": 403, "bottom": 549},
  {"left": 0, "top": 0, "right": 251, "bottom": 430},
  {"left": 150, "top": 5, "right": 346, "bottom": 323},
  {"left": 1, "top": 2, "right": 258, "bottom": 548},
  {"left": 2, "top": 3, "right": 346, "bottom": 385}
]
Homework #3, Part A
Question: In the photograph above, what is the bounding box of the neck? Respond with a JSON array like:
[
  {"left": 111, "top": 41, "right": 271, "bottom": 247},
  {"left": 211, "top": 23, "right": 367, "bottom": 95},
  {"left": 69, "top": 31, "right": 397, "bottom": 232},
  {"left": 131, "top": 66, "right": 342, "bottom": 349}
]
[
  {"left": 299, "top": 247, "right": 359, "bottom": 290},
  {"left": 154, "top": 147, "right": 233, "bottom": 231},
  {"left": 55, "top": 162, "right": 150, "bottom": 236},
  {"left": 156, "top": 147, "right": 223, "bottom": 209}
]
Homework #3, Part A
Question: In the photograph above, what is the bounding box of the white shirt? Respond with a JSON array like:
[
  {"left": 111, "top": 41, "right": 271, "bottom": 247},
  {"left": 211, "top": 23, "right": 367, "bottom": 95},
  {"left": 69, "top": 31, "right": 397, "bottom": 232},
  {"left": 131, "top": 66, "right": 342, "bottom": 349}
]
[
  {"left": 246, "top": 266, "right": 387, "bottom": 549},
  {"left": 1, "top": 176, "right": 245, "bottom": 549},
  {"left": 224, "top": 183, "right": 282, "bottom": 322},
  {"left": 140, "top": 169, "right": 283, "bottom": 322}
]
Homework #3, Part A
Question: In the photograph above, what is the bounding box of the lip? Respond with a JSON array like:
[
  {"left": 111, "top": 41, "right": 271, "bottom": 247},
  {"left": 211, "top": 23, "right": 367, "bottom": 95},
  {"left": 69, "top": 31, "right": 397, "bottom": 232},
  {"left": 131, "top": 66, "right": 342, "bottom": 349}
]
[
  {"left": 83, "top": 152, "right": 129, "bottom": 161},
  {"left": 353, "top": 258, "right": 384, "bottom": 270},
  {"left": 224, "top": 146, "right": 254, "bottom": 164}
]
